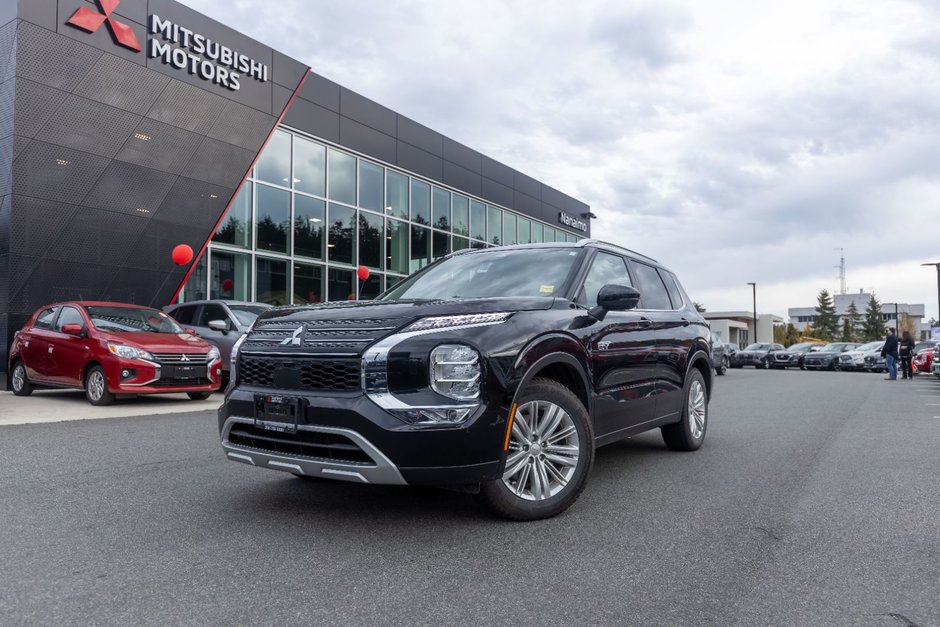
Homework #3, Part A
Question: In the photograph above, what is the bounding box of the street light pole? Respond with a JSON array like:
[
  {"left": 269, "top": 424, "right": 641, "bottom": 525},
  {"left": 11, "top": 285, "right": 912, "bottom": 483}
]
[
  {"left": 922, "top": 262, "right": 940, "bottom": 324},
  {"left": 747, "top": 282, "right": 757, "bottom": 343}
]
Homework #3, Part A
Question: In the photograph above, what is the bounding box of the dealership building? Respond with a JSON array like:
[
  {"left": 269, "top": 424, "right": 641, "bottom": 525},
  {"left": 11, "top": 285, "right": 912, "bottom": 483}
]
[{"left": 0, "top": 0, "right": 592, "bottom": 385}]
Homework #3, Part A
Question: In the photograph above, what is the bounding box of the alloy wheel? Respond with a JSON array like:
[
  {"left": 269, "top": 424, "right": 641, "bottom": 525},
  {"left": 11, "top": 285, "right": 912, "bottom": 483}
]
[
  {"left": 88, "top": 371, "right": 105, "bottom": 402},
  {"left": 502, "top": 400, "right": 580, "bottom": 501},
  {"left": 12, "top": 364, "right": 25, "bottom": 392},
  {"left": 688, "top": 379, "right": 707, "bottom": 440}
]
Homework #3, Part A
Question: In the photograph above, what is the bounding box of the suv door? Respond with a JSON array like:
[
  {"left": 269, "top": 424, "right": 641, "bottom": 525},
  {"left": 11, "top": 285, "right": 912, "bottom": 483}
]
[
  {"left": 195, "top": 303, "right": 237, "bottom": 364},
  {"left": 629, "top": 262, "right": 694, "bottom": 420},
  {"left": 46, "top": 305, "right": 90, "bottom": 386},
  {"left": 578, "top": 251, "right": 658, "bottom": 439}
]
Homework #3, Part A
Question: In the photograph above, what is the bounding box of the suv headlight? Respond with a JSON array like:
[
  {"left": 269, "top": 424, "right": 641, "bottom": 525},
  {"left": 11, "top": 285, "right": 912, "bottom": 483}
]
[
  {"left": 430, "top": 344, "right": 481, "bottom": 401},
  {"left": 107, "top": 343, "right": 154, "bottom": 362},
  {"left": 207, "top": 346, "right": 221, "bottom": 362}
]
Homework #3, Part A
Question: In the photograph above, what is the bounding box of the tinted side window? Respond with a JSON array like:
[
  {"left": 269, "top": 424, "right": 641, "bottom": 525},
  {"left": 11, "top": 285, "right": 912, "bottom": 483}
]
[
  {"left": 631, "top": 262, "right": 671, "bottom": 310},
  {"left": 198, "top": 304, "right": 230, "bottom": 327},
  {"left": 661, "top": 271, "right": 683, "bottom": 309},
  {"left": 170, "top": 305, "right": 198, "bottom": 325},
  {"left": 56, "top": 307, "right": 84, "bottom": 331},
  {"left": 581, "top": 252, "right": 632, "bottom": 307},
  {"left": 34, "top": 307, "right": 60, "bottom": 330}
]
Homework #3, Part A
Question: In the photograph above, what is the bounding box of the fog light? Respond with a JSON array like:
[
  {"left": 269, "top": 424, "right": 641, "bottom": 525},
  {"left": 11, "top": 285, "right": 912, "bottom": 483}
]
[
  {"left": 389, "top": 407, "right": 475, "bottom": 425},
  {"left": 120, "top": 368, "right": 136, "bottom": 382}
]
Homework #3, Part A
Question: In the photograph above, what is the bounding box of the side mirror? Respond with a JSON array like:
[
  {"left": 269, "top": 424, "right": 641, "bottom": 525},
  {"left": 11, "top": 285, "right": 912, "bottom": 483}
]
[
  {"left": 590, "top": 284, "right": 641, "bottom": 320},
  {"left": 61, "top": 324, "right": 85, "bottom": 337},
  {"left": 208, "top": 319, "right": 229, "bottom": 334}
]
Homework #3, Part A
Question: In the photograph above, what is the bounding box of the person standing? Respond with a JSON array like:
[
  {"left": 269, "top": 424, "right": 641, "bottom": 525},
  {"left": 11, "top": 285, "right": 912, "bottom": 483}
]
[
  {"left": 899, "top": 330, "right": 916, "bottom": 380},
  {"left": 882, "top": 328, "right": 899, "bottom": 380}
]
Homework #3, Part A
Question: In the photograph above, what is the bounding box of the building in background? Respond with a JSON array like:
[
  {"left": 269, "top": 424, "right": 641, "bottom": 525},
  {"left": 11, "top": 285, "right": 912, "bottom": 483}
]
[
  {"left": 0, "top": 0, "right": 591, "bottom": 385},
  {"left": 788, "top": 291, "right": 926, "bottom": 338},
  {"left": 703, "top": 311, "right": 783, "bottom": 348}
]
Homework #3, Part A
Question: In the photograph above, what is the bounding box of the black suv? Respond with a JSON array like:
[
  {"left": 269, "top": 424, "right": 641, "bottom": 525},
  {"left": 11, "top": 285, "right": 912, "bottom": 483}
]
[{"left": 218, "top": 241, "right": 712, "bottom": 520}]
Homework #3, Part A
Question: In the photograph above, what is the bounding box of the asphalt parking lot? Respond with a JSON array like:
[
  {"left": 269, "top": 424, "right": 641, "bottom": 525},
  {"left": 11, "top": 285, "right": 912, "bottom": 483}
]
[{"left": 1, "top": 369, "right": 939, "bottom": 626}]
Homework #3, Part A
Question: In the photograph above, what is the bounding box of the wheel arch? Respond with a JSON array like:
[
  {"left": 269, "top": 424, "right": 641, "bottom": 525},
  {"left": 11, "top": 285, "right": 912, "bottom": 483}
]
[
  {"left": 512, "top": 334, "right": 593, "bottom": 417},
  {"left": 686, "top": 348, "right": 713, "bottom": 399}
]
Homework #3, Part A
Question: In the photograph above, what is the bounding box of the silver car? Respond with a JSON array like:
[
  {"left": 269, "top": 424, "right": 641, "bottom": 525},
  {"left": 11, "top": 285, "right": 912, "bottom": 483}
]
[{"left": 164, "top": 300, "right": 271, "bottom": 377}]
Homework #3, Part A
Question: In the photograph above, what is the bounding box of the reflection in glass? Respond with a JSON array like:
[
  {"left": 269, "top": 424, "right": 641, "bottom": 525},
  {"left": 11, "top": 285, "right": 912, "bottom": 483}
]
[
  {"left": 294, "top": 194, "right": 325, "bottom": 259},
  {"left": 214, "top": 182, "right": 251, "bottom": 248},
  {"left": 293, "top": 263, "right": 323, "bottom": 304},
  {"left": 487, "top": 205, "right": 502, "bottom": 245},
  {"left": 328, "top": 267, "right": 355, "bottom": 302},
  {"left": 256, "top": 130, "right": 291, "bottom": 185},
  {"left": 452, "top": 194, "right": 469, "bottom": 236},
  {"left": 411, "top": 225, "right": 429, "bottom": 272},
  {"left": 453, "top": 236, "right": 469, "bottom": 251},
  {"left": 433, "top": 230, "right": 450, "bottom": 261},
  {"left": 386, "top": 171, "right": 408, "bottom": 219},
  {"left": 387, "top": 218, "right": 408, "bottom": 274},
  {"left": 518, "top": 218, "right": 531, "bottom": 244},
  {"left": 328, "top": 149, "right": 356, "bottom": 205},
  {"left": 256, "top": 257, "right": 288, "bottom": 305},
  {"left": 531, "top": 222, "right": 543, "bottom": 243},
  {"left": 294, "top": 136, "right": 325, "bottom": 197},
  {"left": 211, "top": 250, "right": 251, "bottom": 301},
  {"left": 470, "top": 200, "right": 486, "bottom": 240},
  {"left": 360, "top": 274, "right": 383, "bottom": 300},
  {"left": 544, "top": 227, "right": 555, "bottom": 243},
  {"left": 256, "top": 184, "right": 290, "bottom": 253},
  {"left": 432, "top": 187, "right": 450, "bottom": 231},
  {"left": 184, "top": 253, "right": 208, "bottom": 301},
  {"left": 503, "top": 212, "right": 517, "bottom": 246},
  {"left": 359, "top": 161, "right": 383, "bottom": 213},
  {"left": 327, "top": 204, "right": 356, "bottom": 265},
  {"left": 359, "top": 211, "right": 383, "bottom": 269},
  {"left": 410, "top": 179, "right": 430, "bottom": 225}
]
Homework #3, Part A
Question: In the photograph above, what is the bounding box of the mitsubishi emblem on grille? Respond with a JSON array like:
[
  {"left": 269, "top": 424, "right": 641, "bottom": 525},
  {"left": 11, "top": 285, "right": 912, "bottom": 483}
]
[
  {"left": 280, "top": 325, "right": 306, "bottom": 346},
  {"left": 180, "top": 354, "right": 190, "bottom": 362}
]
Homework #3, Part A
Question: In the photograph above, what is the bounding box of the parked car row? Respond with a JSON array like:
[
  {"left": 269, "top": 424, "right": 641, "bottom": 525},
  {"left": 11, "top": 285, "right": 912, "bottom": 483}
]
[
  {"left": 721, "top": 338, "right": 940, "bottom": 375},
  {"left": 8, "top": 299, "right": 270, "bottom": 405}
]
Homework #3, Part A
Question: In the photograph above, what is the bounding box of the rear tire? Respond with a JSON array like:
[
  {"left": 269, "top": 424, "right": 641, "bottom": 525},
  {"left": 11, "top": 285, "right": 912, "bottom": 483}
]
[
  {"left": 187, "top": 392, "right": 212, "bottom": 401},
  {"left": 10, "top": 362, "right": 33, "bottom": 397},
  {"left": 662, "top": 369, "right": 708, "bottom": 452},
  {"left": 85, "top": 366, "right": 114, "bottom": 406},
  {"left": 478, "top": 378, "right": 594, "bottom": 521}
]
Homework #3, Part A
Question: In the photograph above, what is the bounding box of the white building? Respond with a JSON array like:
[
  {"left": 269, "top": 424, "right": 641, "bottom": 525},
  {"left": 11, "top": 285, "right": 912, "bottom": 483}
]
[
  {"left": 703, "top": 311, "right": 784, "bottom": 348},
  {"left": 788, "top": 291, "right": 926, "bottom": 337}
]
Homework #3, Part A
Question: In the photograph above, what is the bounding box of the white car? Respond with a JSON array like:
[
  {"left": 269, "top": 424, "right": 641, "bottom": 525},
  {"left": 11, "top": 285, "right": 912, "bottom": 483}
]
[{"left": 837, "top": 341, "right": 885, "bottom": 371}]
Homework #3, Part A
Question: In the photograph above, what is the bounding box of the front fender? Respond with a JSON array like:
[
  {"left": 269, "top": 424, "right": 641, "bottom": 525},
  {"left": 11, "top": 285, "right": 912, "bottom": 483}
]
[{"left": 509, "top": 332, "right": 593, "bottom": 416}]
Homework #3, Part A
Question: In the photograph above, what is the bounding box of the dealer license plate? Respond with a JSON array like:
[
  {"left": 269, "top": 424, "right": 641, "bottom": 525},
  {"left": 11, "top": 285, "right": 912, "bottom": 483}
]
[{"left": 254, "top": 394, "right": 306, "bottom": 434}]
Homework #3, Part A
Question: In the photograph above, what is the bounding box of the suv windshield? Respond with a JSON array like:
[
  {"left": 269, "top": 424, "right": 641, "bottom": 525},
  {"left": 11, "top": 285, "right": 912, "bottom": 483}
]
[
  {"left": 858, "top": 341, "right": 883, "bottom": 351},
  {"left": 381, "top": 247, "right": 583, "bottom": 301},
  {"left": 85, "top": 306, "right": 183, "bottom": 334},
  {"left": 744, "top": 343, "right": 773, "bottom": 351},
  {"left": 229, "top": 305, "right": 270, "bottom": 326},
  {"left": 786, "top": 343, "right": 812, "bottom": 352}
]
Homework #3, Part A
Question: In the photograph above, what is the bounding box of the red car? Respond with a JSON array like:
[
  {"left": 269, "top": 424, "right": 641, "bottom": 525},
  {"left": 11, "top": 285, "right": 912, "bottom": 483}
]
[
  {"left": 9, "top": 302, "right": 223, "bottom": 405},
  {"left": 913, "top": 343, "right": 938, "bottom": 374}
]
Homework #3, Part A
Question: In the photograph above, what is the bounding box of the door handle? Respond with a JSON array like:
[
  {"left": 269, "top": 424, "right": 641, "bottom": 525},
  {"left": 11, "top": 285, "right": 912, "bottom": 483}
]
[
  {"left": 680, "top": 318, "right": 691, "bottom": 327},
  {"left": 48, "top": 345, "right": 54, "bottom": 353},
  {"left": 638, "top": 318, "right": 652, "bottom": 328}
]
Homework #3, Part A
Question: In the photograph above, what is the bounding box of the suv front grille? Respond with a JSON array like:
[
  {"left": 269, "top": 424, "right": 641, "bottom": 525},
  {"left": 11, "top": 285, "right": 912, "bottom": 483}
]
[
  {"left": 239, "top": 355, "right": 361, "bottom": 391},
  {"left": 228, "top": 423, "right": 373, "bottom": 465},
  {"left": 243, "top": 317, "right": 401, "bottom": 354}
]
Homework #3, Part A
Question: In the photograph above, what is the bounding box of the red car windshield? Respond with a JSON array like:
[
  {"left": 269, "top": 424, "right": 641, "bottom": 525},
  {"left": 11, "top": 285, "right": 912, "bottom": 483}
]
[{"left": 84, "top": 306, "right": 184, "bottom": 334}]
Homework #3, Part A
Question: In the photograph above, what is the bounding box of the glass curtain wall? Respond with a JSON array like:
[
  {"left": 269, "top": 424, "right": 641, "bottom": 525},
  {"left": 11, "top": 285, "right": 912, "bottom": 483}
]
[{"left": 184, "top": 128, "right": 584, "bottom": 304}]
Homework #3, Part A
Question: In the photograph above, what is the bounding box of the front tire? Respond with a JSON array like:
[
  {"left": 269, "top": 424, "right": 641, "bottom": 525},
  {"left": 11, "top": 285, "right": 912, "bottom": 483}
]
[
  {"left": 187, "top": 392, "right": 212, "bottom": 401},
  {"left": 662, "top": 369, "right": 708, "bottom": 451},
  {"left": 478, "top": 378, "right": 594, "bottom": 521},
  {"left": 85, "top": 366, "right": 114, "bottom": 406},
  {"left": 11, "top": 362, "right": 33, "bottom": 396}
]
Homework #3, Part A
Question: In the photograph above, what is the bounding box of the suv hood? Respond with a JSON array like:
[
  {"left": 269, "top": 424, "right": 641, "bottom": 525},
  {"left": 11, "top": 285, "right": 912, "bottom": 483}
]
[
  {"left": 256, "top": 297, "right": 556, "bottom": 326},
  {"left": 99, "top": 331, "right": 212, "bottom": 353}
]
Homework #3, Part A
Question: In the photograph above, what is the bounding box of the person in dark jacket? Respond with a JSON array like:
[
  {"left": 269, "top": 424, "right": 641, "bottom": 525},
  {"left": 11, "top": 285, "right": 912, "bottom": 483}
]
[
  {"left": 899, "top": 330, "right": 916, "bottom": 380},
  {"left": 881, "top": 328, "right": 899, "bottom": 380}
]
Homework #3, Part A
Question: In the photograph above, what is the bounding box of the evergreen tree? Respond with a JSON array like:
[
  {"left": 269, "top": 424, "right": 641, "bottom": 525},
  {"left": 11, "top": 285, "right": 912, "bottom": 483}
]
[
  {"left": 845, "top": 301, "right": 862, "bottom": 342},
  {"left": 814, "top": 289, "right": 839, "bottom": 341},
  {"left": 693, "top": 302, "right": 706, "bottom": 313},
  {"left": 785, "top": 323, "right": 801, "bottom": 346},
  {"left": 802, "top": 320, "right": 816, "bottom": 340},
  {"left": 862, "top": 294, "right": 886, "bottom": 341},
  {"left": 840, "top": 318, "right": 854, "bottom": 342}
]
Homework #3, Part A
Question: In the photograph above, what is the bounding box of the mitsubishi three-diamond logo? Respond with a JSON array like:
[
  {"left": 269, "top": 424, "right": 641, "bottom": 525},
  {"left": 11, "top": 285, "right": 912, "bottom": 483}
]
[{"left": 67, "top": 0, "right": 142, "bottom": 52}]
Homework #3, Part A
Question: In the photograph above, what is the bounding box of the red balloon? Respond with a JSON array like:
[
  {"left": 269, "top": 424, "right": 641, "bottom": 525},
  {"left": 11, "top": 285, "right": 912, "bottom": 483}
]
[
  {"left": 172, "top": 244, "right": 194, "bottom": 266},
  {"left": 357, "top": 265, "right": 370, "bottom": 281},
  {"left": 221, "top": 278, "right": 234, "bottom": 292}
]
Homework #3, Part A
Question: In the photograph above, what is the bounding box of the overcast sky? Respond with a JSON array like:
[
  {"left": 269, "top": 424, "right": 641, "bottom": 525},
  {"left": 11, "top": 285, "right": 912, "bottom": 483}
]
[{"left": 190, "top": 0, "right": 940, "bottom": 322}]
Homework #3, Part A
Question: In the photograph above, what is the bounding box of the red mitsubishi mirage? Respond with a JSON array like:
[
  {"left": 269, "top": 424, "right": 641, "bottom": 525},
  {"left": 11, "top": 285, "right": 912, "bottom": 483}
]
[{"left": 9, "top": 302, "right": 223, "bottom": 405}]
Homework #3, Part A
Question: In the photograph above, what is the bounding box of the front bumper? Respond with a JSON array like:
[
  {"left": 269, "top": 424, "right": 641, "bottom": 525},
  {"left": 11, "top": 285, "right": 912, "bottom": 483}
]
[
  {"left": 107, "top": 357, "right": 223, "bottom": 394},
  {"left": 219, "top": 387, "right": 504, "bottom": 486}
]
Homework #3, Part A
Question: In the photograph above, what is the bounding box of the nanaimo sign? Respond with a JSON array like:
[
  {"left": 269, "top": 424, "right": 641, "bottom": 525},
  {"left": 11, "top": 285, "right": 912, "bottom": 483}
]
[
  {"left": 67, "top": 2, "right": 269, "bottom": 92},
  {"left": 558, "top": 211, "right": 588, "bottom": 233}
]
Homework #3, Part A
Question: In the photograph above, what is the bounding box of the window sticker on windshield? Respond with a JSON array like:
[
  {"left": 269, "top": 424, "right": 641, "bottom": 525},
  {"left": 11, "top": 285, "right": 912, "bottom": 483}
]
[{"left": 539, "top": 284, "right": 555, "bottom": 294}]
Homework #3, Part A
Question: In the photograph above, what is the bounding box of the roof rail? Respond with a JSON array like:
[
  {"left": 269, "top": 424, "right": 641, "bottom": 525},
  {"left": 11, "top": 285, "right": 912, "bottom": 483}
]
[{"left": 576, "top": 238, "right": 658, "bottom": 264}]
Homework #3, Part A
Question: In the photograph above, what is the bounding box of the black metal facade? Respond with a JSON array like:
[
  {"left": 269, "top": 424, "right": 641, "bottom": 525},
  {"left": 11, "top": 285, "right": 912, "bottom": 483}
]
[{"left": 0, "top": 0, "right": 590, "bottom": 385}]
